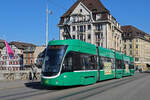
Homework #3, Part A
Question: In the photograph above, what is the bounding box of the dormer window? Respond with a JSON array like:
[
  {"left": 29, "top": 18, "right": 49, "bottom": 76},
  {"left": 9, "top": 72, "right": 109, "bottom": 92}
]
[{"left": 80, "top": 9, "right": 82, "bottom": 13}]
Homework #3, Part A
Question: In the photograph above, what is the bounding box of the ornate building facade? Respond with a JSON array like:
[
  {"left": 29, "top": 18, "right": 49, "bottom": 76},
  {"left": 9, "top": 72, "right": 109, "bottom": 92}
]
[
  {"left": 58, "top": 0, "right": 123, "bottom": 52},
  {"left": 122, "top": 25, "right": 150, "bottom": 71}
]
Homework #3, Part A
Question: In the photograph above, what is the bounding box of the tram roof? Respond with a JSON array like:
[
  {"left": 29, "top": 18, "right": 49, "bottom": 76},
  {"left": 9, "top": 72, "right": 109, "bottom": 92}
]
[
  {"left": 115, "top": 51, "right": 123, "bottom": 60},
  {"left": 123, "top": 54, "right": 130, "bottom": 61},
  {"left": 98, "top": 46, "right": 115, "bottom": 58},
  {"left": 48, "top": 39, "right": 96, "bottom": 48}
]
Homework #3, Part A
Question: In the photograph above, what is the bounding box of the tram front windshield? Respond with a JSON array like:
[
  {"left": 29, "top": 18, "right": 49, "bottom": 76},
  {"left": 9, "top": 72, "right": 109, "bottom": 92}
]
[{"left": 42, "top": 45, "right": 67, "bottom": 76}]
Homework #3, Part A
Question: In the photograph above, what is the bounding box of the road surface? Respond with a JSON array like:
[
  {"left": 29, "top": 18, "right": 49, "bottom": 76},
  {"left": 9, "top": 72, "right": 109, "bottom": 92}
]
[{"left": 0, "top": 72, "right": 150, "bottom": 100}]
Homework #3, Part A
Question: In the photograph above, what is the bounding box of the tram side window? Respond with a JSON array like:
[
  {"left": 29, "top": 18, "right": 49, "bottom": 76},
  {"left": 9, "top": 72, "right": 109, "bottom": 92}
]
[
  {"left": 123, "top": 61, "right": 129, "bottom": 69},
  {"left": 122, "top": 60, "right": 125, "bottom": 69},
  {"left": 81, "top": 54, "right": 97, "bottom": 70},
  {"left": 89, "top": 55, "right": 97, "bottom": 70},
  {"left": 72, "top": 52, "right": 82, "bottom": 70},
  {"left": 62, "top": 52, "right": 73, "bottom": 72},
  {"left": 100, "top": 57, "right": 114, "bottom": 70},
  {"left": 116, "top": 59, "right": 122, "bottom": 69},
  {"left": 129, "top": 62, "right": 134, "bottom": 69},
  {"left": 62, "top": 51, "right": 97, "bottom": 72}
]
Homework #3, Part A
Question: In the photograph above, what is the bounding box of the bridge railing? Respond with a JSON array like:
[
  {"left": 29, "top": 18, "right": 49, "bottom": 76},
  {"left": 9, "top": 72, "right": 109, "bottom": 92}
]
[{"left": 0, "top": 69, "right": 41, "bottom": 81}]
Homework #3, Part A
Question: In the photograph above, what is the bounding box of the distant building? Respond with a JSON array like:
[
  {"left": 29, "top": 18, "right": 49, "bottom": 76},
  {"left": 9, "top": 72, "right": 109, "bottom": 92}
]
[
  {"left": 121, "top": 25, "right": 150, "bottom": 71},
  {"left": 0, "top": 44, "right": 23, "bottom": 70},
  {"left": 33, "top": 46, "right": 46, "bottom": 68},
  {"left": 9, "top": 41, "right": 36, "bottom": 69},
  {"left": 58, "top": 0, "right": 123, "bottom": 52}
]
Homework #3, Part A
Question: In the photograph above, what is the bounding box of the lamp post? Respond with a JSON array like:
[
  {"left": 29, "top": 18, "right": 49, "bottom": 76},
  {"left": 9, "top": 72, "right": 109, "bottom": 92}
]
[
  {"left": 46, "top": 1, "right": 52, "bottom": 46},
  {"left": 46, "top": 3, "right": 49, "bottom": 46}
]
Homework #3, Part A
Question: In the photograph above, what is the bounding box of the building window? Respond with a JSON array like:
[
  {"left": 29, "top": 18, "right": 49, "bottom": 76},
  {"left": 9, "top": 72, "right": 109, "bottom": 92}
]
[
  {"left": 72, "top": 26, "right": 76, "bottom": 31},
  {"left": 129, "top": 44, "right": 132, "bottom": 49},
  {"left": 80, "top": 35, "right": 83, "bottom": 40},
  {"left": 96, "top": 24, "right": 102, "bottom": 31},
  {"left": 80, "top": 26, "right": 83, "bottom": 32},
  {"left": 88, "top": 34, "right": 91, "bottom": 39},
  {"left": 72, "top": 17, "right": 76, "bottom": 22},
  {"left": 130, "top": 50, "right": 132, "bottom": 55},
  {"left": 80, "top": 9, "right": 82, "bottom": 13},
  {"left": 124, "top": 44, "right": 126, "bottom": 49},
  {"left": 84, "top": 25, "right": 86, "bottom": 32},
  {"left": 95, "top": 34, "right": 100, "bottom": 40},
  {"left": 130, "top": 39, "right": 132, "bottom": 42},
  {"left": 136, "top": 45, "right": 138, "bottom": 48},
  {"left": 136, "top": 38, "right": 138, "bottom": 42},
  {"left": 73, "top": 35, "right": 76, "bottom": 39},
  {"left": 88, "top": 25, "right": 91, "bottom": 30},
  {"left": 26, "top": 60, "right": 28, "bottom": 64},
  {"left": 77, "top": 26, "right": 79, "bottom": 31},
  {"left": 136, "top": 51, "right": 138, "bottom": 55},
  {"left": 135, "top": 58, "right": 139, "bottom": 62},
  {"left": 100, "top": 33, "right": 103, "bottom": 38},
  {"left": 77, "top": 35, "right": 79, "bottom": 39}
]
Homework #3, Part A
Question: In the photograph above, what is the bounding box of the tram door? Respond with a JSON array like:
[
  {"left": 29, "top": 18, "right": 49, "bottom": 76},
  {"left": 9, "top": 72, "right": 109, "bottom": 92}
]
[{"left": 115, "top": 59, "right": 123, "bottom": 78}]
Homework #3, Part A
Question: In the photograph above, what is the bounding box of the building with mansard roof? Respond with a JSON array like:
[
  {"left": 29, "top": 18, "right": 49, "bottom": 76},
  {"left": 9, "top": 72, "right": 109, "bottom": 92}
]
[
  {"left": 121, "top": 25, "right": 150, "bottom": 71},
  {"left": 58, "top": 0, "right": 123, "bottom": 52}
]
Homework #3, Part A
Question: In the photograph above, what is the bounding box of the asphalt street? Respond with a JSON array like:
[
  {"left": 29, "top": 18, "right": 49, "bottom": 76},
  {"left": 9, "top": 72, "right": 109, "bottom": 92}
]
[{"left": 0, "top": 72, "right": 150, "bottom": 100}]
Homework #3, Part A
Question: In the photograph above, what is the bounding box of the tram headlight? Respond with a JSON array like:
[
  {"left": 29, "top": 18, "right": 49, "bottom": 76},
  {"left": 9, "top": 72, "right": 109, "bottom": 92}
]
[
  {"left": 45, "top": 80, "right": 49, "bottom": 84},
  {"left": 56, "top": 81, "right": 58, "bottom": 84}
]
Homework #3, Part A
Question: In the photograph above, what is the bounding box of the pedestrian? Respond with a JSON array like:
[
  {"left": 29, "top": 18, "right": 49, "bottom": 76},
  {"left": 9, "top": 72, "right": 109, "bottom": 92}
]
[
  {"left": 29, "top": 71, "right": 32, "bottom": 80},
  {"left": 32, "top": 64, "right": 37, "bottom": 81}
]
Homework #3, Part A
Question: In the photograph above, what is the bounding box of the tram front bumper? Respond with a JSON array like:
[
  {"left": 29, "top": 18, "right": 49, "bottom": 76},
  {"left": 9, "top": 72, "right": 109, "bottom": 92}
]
[{"left": 41, "top": 77, "right": 63, "bottom": 86}]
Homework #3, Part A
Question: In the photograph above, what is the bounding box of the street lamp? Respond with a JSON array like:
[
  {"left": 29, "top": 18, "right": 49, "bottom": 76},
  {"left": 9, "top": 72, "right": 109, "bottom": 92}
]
[{"left": 46, "top": 1, "right": 52, "bottom": 46}]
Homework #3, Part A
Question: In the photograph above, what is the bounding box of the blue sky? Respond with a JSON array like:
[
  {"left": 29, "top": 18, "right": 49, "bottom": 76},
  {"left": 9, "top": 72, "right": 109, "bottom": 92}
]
[{"left": 0, "top": 0, "right": 149, "bottom": 45}]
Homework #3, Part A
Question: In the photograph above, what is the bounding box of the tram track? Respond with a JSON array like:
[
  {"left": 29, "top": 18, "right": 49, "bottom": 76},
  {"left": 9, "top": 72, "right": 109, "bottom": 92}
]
[
  {"left": 0, "top": 81, "right": 79, "bottom": 100},
  {"left": 0, "top": 88, "right": 57, "bottom": 100}
]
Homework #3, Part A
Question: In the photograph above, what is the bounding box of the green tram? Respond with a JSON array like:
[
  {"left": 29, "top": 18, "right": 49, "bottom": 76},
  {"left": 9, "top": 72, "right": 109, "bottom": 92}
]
[
  {"left": 41, "top": 39, "right": 134, "bottom": 86},
  {"left": 130, "top": 57, "right": 135, "bottom": 76}
]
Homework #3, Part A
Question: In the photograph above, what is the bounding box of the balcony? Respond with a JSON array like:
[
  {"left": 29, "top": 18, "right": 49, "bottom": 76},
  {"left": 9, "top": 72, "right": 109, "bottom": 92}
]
[
  {"left": 77, "top": 31, "right": 85, "bottom": 35},
  {"left": 94, "top": 29, "right": 103, "bottom": 33},
  {"left": 95, "top": 38, "right": 101, "bottom": 42}
]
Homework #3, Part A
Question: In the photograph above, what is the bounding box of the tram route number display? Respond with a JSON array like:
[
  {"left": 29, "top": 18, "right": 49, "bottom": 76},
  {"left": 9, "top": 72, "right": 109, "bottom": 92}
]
[{"left": 104, "top": 62, "right": 112, "bottom": 75}]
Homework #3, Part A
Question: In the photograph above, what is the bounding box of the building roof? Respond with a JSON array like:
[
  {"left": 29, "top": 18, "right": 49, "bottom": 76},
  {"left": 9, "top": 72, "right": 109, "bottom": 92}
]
[
  {"left": 121, "top": 25, "right": 150, "bottom": 41},
  {"left": 9, "top": 41, "right": 36, "bottom": 50},
  {"left": 63, "top": 0, "right": 109, "bottom": 17},
  {"left": 58, "top": 0, "right": 109, "bottom": 25}
]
